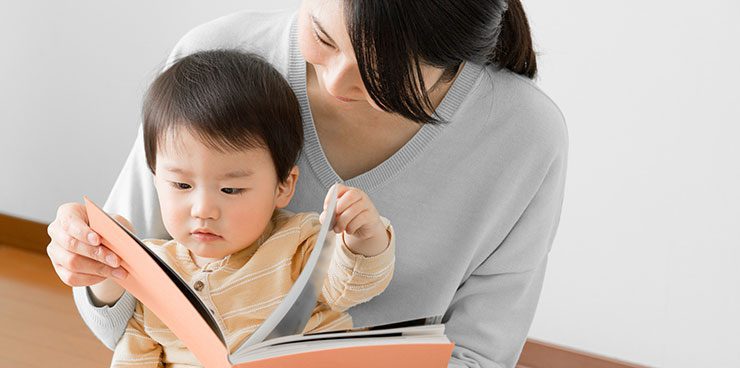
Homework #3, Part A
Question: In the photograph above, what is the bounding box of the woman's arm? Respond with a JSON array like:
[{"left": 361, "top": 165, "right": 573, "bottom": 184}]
[
  {"left": 73, "top": 125, "right": 168, "bottom": 349},
  {"left": 110, "top": 303, "right": 164, "bottom": 368},
  {"left": 68, "top": 8, "right": 290, "bottom": 349},
  {"left": 446, "top": 143, "right": 568, "bottom": 368}
]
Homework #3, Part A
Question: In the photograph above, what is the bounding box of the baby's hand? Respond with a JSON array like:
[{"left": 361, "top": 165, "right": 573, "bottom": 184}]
[{"left": 320, "top": 184, "right": 389, "bottom": 257}]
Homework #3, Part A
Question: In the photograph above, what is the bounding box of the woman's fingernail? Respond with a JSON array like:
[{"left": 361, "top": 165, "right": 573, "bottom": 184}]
[
  {"left": 87, "top": 233, "right": 99, "bottom": 244},
  {"left": 112, "top": 269, "right": 127, "bottom": 280},
  {"left": 106, "top": 254, "right": 119, "bottom": 267}
]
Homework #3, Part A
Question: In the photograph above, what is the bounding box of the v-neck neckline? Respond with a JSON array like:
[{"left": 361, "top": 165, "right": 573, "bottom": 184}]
[{"left": 286, "top": 14, "right": 484, "bottom": 193}]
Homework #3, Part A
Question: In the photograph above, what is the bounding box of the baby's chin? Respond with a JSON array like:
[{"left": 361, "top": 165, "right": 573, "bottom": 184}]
[
  {"left": 184, "top": 245, "right": 229, "bottom": 267},
  {"left": 176, "top": 238, "right": 229, "bottom": 259}
]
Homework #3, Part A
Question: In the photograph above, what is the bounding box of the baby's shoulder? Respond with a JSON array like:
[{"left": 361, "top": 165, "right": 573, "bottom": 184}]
[
  {"left": 141, "top": 238, "right": 179, "bottom": 260},
  {"left": 255, "top": 211, "right": 321, "bottom": 258},
  {"left": 271, "top": 210, "right": 321, "bottom": 237}
]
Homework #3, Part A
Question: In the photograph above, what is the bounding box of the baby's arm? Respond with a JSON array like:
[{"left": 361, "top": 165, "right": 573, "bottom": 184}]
[
  {"left": 110, "top": 302, "right": 163, "bottom": 368},
  {"left": 319, "top": 184, "right": 396, "bottom": 311}
]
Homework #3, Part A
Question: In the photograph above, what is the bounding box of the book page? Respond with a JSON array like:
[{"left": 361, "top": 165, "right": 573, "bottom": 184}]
[{"left": 233, "top": 184, "right": 339, "bottom": 355}]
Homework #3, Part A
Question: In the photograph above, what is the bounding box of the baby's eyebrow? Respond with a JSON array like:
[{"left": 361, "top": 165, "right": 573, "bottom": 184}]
[
  {"left": 164, "top": 167, "right": 190, "bottom": 176},
  {"left": 219, "top": 169, "right": 254, "bottom": 179}
]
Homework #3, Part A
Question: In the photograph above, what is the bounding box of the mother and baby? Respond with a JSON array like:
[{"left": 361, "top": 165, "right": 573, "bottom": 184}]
[{"left": 45, "top": 1, "right": 567, "bottom": 367}]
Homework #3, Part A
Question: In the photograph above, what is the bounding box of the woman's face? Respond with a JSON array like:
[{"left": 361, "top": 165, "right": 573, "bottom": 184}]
[{"left": 297, "top": 0, "right": 446, "bottom": 113}]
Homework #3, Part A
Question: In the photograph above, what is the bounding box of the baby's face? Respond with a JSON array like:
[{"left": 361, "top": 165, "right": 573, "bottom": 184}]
[{"left": 153, "top": 128, "right": 286, "bottom": 263}]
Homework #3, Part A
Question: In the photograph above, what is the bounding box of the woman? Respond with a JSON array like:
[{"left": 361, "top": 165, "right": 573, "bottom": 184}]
[{"left": 46, "top": 0, "right": 567, "bottom": 367}]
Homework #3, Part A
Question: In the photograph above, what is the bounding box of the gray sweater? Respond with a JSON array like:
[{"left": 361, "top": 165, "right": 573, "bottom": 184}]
[{"left": 73, "top": 10, "right": 567, "bottom": 368}]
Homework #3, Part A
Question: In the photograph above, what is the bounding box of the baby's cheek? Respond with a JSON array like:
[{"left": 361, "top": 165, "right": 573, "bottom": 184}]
[{"left": 162, "top": 204, "right": 190, "bottom": 240}]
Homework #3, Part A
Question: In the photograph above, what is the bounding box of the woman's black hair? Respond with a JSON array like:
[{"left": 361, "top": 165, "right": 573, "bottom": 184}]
[{"left": 344, "top": 0, "right": 536, "bottom": 124}]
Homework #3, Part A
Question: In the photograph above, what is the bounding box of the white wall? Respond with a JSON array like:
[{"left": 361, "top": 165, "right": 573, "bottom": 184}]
[
  {"left": 0, "top": 0, "right": 299, "bottom": 223},
  {"left": 525, "top": 1, "right": 740, "bottom": 367},
  {"left": 2, "top": 1, "right": 738, "bottom": 367}
]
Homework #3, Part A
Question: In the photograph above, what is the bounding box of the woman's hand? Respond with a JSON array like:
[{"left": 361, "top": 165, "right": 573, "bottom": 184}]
[
  {"left": 46, "top": 202, "right": 128, "bottom": 287},
  {"left": 320, "top": 184, "right": 390, "bottom": 257}
]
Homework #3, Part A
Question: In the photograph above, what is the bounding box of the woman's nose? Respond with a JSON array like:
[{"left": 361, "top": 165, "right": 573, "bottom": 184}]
[
  {"left": 323, "top": 55, "right": 363, "bottom": 98},
  {"left": 190, "top": 192, "right": 220, "bottom": 220}
]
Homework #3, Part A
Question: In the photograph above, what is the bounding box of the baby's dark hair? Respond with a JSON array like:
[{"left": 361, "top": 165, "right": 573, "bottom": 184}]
[{"left": 142, "top": 49, "right": 303, "bottom": 183}]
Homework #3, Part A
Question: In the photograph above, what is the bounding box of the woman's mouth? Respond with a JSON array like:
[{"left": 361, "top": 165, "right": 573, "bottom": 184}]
[{"left": 332, "top": 94, "right": 356, "bottom": 103}]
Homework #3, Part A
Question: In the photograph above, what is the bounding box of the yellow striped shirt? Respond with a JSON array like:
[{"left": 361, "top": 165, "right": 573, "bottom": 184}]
[{"left": 111, "top": 210, "right": 395, "bottom": 367}]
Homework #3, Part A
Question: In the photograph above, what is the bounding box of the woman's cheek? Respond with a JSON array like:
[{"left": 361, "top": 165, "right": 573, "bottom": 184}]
[{"left": 297, "top": 27, "right": 324, "bottom": 65}]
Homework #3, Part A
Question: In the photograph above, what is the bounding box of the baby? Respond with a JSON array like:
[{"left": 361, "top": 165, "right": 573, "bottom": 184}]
[{"left": 110, "top": 50, "right": 395, "bottom": 367}]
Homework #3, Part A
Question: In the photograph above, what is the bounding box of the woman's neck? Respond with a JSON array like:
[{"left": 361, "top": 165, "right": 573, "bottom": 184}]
[
  {"left": 304, "top": 63, "right": 461, "bottom": 180},
  {"left": 305, "top": 63, "right": 459, "bottom": 128}
]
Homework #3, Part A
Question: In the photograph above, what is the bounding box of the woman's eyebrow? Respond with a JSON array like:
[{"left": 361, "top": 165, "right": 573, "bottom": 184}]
[{"left": 310, "top": 15, "right": 337, "bottom": 45}]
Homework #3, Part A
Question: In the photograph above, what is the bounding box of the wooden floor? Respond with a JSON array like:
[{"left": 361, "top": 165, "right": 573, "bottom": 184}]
[
  {"left": 0, "top": 245, "right": 112, "bottom": 367},
  {"left": 0, "top": 244, "right": 639, "bottom": 368},
  {"left": 1, "top": 245, "right": 532, "bottom": 368}
]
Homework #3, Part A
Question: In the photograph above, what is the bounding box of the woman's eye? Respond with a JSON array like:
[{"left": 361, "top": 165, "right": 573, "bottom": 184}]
[
  {"left": 312, "top": 28, "right": 333, "bottom": 48},
  {"left": 171, "top": 182, "right": 191, "bottom": 190},
  {"left": 221, "top": 188, "right": 244, "bottom": 195}
]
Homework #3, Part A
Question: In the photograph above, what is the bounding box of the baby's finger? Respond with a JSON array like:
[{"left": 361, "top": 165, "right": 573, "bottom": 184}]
[
  {"left": 335, "top": 189, "right": 364, "bottom": 216},
  {"left": 323, "top": 183, "right": 347, "bottom": 210},
  {"left": 344, "top": 210, "right": 371, "bottom": 235},
  {"left": 334, "top": 205, "right": 369, "bottom": 234}
]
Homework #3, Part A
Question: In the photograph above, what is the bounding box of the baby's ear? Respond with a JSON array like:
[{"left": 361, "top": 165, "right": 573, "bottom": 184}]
[{"left": 275, "top": 166, "right": 299, "bottom": 209}]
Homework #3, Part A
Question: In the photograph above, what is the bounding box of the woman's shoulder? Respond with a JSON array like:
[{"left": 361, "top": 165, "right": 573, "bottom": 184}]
[
  {"left": 168, "top": 9, "right": 296, "bottom": 72},
  {"left": 464, "top": 65, "right": 568, "bottom": 159}
]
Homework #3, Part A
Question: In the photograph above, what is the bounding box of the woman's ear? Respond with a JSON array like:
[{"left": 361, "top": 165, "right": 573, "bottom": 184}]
[{"left": 274, "top": 166, "right": 299, "bottom": 209}]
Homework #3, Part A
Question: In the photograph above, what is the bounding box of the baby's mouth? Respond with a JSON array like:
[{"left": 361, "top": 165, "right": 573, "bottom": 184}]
[{"left": 190, "top": 229, "right": 223, "bottom": 242}]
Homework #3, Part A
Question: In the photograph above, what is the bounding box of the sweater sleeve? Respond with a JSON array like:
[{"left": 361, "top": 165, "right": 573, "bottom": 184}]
[
  {"left": 72, "top": 124, "right": 163, "bottom": 350},
  {"left": 110, "top": 303, "right": 163, "bottom": 368},
  {"left": 73, "top": 20, "right": 184, "bottom": 346},
  {"left": 320, "top": 218, "right": 396, "bottom": 312},
  {"left": 444, "top": 145, "right": 567, "bottom": 368}
]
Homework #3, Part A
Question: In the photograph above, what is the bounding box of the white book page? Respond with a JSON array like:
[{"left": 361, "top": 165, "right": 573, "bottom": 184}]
[
  {"left": 232, "top": 184, "right": 339, "bottom": 355},
  {"left": 231, "top": 326, "right": 449, "bottom": 363}
]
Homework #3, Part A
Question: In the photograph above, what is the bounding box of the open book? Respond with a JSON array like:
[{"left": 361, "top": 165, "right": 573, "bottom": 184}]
[{"left": 84, "top": 191, "right": 454, "bottom": 368}]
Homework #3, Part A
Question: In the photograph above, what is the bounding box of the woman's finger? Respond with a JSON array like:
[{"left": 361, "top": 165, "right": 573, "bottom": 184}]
[
  {"left": 47, "top": 239, "right": 124, "bottom": 282},
  {"left": 49, "top": 204, "right": 119, "bottom": 267},
  {"left": 51, "top": 262, "right": 108, "bottom": 287},
  {"left": 56, "top": 202, "right": 100, "bottom": 245},
  {"left": 54, "top": 229, "right": 118, "bottom": 267}
]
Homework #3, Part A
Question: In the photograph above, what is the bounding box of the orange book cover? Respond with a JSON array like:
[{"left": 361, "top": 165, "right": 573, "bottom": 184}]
[{"left": 84, "top": 196, "right": 454, "bottom": 368}]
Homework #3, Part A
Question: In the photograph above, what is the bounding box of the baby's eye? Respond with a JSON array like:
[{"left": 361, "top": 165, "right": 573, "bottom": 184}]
[
  {"left": 171, "top": 182, "right": 191, "bottom": 190},
  {"left": 221, "top": 188, "right": 244, "bottom": 195}
]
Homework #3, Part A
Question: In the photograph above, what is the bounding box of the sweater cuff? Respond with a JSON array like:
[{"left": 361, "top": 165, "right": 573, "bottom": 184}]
[
  {"left": 336, "top": 217, "right": 395, "bottom": 273},
  {"left": 73, "top": 286, "right": 137, "bottom": 350}
]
